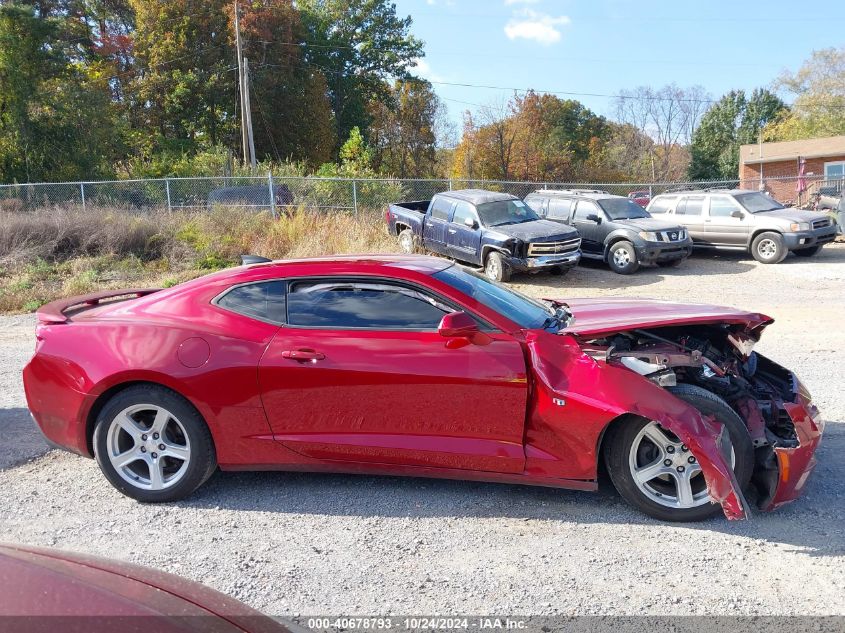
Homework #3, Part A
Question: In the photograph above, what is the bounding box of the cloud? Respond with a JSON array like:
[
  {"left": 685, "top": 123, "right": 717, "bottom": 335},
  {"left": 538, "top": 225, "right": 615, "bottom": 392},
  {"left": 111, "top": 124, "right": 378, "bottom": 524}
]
[
  {"left": 412, "top": 58, "right": 444, "bottom": 83},
  {"left": 504, "top": 9, "right": 571, "bottom": 45}
]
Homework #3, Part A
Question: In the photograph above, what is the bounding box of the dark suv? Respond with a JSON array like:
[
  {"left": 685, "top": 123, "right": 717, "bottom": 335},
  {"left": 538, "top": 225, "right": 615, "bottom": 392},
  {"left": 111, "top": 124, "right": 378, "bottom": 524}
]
[{"left": 524, "top": 189, "right": 693, "bottom": 274}]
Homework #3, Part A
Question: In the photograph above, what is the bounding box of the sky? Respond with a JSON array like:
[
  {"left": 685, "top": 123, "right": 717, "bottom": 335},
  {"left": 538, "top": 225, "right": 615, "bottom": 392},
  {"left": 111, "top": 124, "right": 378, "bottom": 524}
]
[{"left": 392, "top": 0, "right": 845, "bottom": 133}]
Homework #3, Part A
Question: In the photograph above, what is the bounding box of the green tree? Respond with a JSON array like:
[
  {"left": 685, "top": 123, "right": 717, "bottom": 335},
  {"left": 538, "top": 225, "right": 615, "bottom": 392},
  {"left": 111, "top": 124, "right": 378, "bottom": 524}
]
[
  {"left": 688, "top": 89, "right": 786, "bottom": 180},
  {"left": 298, "top": 0, "right": 424, "bottom": 150},
  {"left": 766, "top": 46, "right": 845, "bottom": 141},
  {"left": 0, "top": 3, "right": 120, "bottom": 182}
]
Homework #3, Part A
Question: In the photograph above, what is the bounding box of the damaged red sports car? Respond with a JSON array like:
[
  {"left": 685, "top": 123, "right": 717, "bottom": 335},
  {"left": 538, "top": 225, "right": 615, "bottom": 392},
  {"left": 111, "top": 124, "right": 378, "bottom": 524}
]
[{"left": 23, "top": 255, "right": 823, "bottom": 522}]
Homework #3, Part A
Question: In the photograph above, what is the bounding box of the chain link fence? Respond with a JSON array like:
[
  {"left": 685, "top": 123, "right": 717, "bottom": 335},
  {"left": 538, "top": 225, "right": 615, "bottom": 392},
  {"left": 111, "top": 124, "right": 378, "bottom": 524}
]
[{"left": 0, "top": 174, "right": 840, "bottom": 216}]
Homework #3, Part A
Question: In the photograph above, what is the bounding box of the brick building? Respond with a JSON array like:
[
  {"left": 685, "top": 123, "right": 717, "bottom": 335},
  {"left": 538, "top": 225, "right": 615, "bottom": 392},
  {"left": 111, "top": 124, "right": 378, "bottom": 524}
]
[{"left": 738, "top": 135, "right": 845, "bottom": 204}]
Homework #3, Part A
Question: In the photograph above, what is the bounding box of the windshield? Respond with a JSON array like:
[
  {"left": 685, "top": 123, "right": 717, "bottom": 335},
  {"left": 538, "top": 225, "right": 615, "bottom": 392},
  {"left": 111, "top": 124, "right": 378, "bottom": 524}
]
[
  {"left": 476, "top": 199, "right": 540, "bottom": 227},
  {"left": 433, "top": 264, "right": 553, "bottom": 329},
  {"left": 735, "top": 192, "right": 785, "bottom": 213},
  {"left": 598, "top": 198, "right": 650, "bottom": 220}
]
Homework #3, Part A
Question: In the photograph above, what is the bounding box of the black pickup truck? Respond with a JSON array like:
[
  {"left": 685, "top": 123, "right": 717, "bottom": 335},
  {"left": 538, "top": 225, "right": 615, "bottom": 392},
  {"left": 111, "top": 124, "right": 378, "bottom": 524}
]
[{"left": 385, "top": 189, "right": 581, "bottom": 281}]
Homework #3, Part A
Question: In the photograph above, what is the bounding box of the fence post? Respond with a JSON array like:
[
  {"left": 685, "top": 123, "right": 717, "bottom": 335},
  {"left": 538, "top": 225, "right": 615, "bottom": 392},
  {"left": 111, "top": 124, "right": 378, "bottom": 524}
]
[
  {"left": 448, "top": 178, "right": 453, "bottom": 191},
  {"left": 267, "top": 171, "right": 277, "bottom": 219},
  {"left": 80, "top": 182, "right": 86, "bottom": 210},
  {"left": 352, "top": 179, "right": 358, "bottom": 216},
  {"left": 165, "top": 178, "right": 172, "bottom": 213}
]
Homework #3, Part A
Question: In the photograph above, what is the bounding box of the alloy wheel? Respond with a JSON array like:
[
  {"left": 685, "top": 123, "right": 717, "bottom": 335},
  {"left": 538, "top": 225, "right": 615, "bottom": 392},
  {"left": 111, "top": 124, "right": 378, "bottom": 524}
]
[
  {"left": 613, "top": 249, "right": 631, "bottom": 267},
  {"left": 757, "top": 239, "right": 777, "bottom": 260},
  {"left": 106, "top": 404, "right": 191, "bottom": 491}
]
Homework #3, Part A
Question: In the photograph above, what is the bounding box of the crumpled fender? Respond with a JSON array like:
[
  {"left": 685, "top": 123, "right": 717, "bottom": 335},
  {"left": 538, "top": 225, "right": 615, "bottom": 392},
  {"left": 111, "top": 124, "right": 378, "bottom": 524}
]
[{"left": 524, "top": 330, "right": 750, "bottom": 520}]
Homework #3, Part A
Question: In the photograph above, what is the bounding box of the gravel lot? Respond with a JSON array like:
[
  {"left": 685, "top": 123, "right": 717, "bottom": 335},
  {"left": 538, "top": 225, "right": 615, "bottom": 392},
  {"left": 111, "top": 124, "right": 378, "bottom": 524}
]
[{"left": 2, "top": 245, "right": 844, "bottom": 618}]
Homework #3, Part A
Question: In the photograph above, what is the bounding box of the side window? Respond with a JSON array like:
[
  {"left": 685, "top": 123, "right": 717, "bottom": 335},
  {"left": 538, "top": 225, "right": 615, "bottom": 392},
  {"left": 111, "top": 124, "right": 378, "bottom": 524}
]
[
  {"left": 524, "top": 196, "right": 545, "bottom": 215},
  {"left": 573, "top": 200, "right": 600, "bottom": 220},
  {"left": 430, "top": 197, "right": 454, "bottom": 221},
  {"left": 216, "top": 281, "right": 287, "bottom": 323},
  {"left": 451, "top": 200, "right": 477, "bottom": 226},
  {"left": 676, "top": 196, "right": 704, "bottom": 216},
  {"left": 287, "top": 281, "right": 449, "bottom": 330},
  {"left": 709, "top": 195, "right": 741, "bottom": 217},
  {"left": 547, "top": 199, "right": 572, "bottom": 220},
  {"left": 648, "top": 197, "right": 675, "bottom": 214}
]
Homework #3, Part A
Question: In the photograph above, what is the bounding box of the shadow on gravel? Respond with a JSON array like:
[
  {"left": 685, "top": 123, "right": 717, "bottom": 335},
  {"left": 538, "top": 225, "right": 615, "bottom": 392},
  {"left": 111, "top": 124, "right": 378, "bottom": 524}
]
[
  {"left": 184, "top": 423, "right": 844, "bottom": 559},
  {"left": 0, "top": 407, "right": 49, "bottom": 470}
]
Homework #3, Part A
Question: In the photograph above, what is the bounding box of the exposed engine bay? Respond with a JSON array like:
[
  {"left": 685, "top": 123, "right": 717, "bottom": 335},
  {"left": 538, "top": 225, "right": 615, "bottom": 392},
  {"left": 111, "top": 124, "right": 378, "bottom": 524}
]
[{"left": 579, "top": 324, "right": 804, "bottom": 509}]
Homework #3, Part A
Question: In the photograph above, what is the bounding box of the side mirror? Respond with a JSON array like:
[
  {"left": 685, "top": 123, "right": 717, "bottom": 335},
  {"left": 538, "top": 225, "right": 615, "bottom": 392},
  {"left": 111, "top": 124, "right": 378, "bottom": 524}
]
[
  {"left": 438, "top": 311, "right": 490, "bottom": 346},
  {"left": 731, "top": 209, "right": 744, "bottom": 219},
  {"left": 463, "top": 216, "right": 478, "bottom": 229},
  {"left": 586, "top": 213, "right": 602, "bottom": 224}
]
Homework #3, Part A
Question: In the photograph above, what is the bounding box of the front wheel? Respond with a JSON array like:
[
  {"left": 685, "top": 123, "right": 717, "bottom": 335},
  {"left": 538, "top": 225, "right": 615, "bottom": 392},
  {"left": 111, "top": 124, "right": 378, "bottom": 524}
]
[
  {"left": 603, "top": 384, "right": 753, "bottom": 522},
  {"left": 793, "top": 245, "right": 821, "bottom": 257},
  {"left": 607, "top": 241, "right": 640, "bottom": 274},
  {"left": 751, "top": 232, "right": 787, "bottom": 264},
  {"left": 93, "top": 385, "right": 217, "bottom": 502},
  {"left": 484, "top": 251, "right": 511, "bottom": 282}
]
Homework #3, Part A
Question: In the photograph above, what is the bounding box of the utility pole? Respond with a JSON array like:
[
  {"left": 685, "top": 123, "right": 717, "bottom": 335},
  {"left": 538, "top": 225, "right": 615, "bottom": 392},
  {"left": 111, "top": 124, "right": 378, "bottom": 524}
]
[
  {"left": 234, "top": 1, "right": 250, "bottom": 166},
  {"left": 243, "top": 57, "right": 257, "bottom": 169}
]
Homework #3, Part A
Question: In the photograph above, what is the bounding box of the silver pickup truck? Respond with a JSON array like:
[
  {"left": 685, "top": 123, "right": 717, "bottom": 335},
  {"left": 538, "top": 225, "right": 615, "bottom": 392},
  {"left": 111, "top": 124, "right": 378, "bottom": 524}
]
[{"left": 647, "top": 189, "right": 837, "bottom": 264}]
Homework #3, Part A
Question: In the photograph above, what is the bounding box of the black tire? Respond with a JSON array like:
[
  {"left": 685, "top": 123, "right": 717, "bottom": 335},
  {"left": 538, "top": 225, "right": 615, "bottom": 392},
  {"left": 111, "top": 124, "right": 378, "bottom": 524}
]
[
  {"left": 751, "top": 232, "right": 787, "bottom": 264},
  {"left": 793, "top": 245, "right": 821, "bottom": 257},
  {"left": 657, "top": 258, "right": 684, "bottom": 268},
  {"left": 93, "top": 384, "right": 217, "bottom": 502},
  {"left": 484, "top": 251, "right": 511, "bottom": 282},
  {"left": 607, "top": 241, "right": 640, "bottom": 274},
  {"left": 603, "top": 383, "right": 754, "bottom": 522},
  {"left": 397, "top": 228, "right": 418, "bottom": 254}
]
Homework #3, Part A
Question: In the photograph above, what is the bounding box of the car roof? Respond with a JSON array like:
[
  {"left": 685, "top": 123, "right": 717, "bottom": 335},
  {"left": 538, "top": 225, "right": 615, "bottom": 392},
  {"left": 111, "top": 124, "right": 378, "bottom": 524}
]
[
  {"left": 438, "top": 189, "right": 517, "bottom": 205},
  {"left": 527, "top": 189, "right": 620, "bottom": 201},
  {"left": 652, "top": 188, "right": 754, "bottom": 198}
]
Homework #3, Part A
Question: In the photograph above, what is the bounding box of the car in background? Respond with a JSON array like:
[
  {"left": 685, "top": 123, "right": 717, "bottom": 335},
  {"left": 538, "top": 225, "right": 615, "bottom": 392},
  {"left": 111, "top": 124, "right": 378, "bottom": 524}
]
[
  {"left": 386, "top": 189, "right": 581, "bottom": 281},
  {"left": 524, "top": 189, "right": 692, "bottom": 274},
  {"left": 628, "top": 190, "right": 651, "bottom": 207},
  {"left": 0, "top": 543, "right": 287, "bottom": 632},
  {"left": 23, "top": 255, "right": 823, "bottom": 522},
  {"left": 647, "top": 189, "right": 837, "bottom": 263}
]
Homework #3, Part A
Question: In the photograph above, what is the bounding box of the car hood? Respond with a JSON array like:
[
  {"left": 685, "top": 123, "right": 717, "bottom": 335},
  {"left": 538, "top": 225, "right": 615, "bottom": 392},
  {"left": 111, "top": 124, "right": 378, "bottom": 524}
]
[
  {"left": 489, "top": 219, "right": 578, "bottom": 242},
  {"left": 753, "top": 207, "right": 829, "bottom": 223},
  {"left": 613, "top": 217, "right": 684, "bottom": 232},
  {"left": 561, "top": 297, "right": 772, "bottom": 337}
]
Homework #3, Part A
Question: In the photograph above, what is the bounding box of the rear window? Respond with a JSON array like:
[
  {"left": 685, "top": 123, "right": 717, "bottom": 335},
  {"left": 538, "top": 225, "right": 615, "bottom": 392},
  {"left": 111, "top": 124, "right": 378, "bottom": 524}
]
[
  {"left": 216, "top": 281, "right": 287, "bottom": 323},
  {"left": 648, "top": 196, "right": 675, "bottom": 214},
  {"left": 430, "top": 196, "right": 454, "bottom": 221}
]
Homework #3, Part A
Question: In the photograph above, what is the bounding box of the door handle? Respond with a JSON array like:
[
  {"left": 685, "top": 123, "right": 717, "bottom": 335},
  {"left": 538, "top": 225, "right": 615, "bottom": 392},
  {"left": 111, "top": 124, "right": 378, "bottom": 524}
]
[
  {"left": 447, "top": 229, "right": 457, "bottom": 234},
  {"left": 281, "top": 349, "right": 325, "bottom": 362}
]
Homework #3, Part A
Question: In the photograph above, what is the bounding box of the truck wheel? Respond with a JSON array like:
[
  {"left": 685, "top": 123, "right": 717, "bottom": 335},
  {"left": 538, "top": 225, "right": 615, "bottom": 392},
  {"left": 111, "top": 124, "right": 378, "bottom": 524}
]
[
  {"left": 603, "top": 384, "right": 753, "bottom": 522},
  {"left": 484, "top": 251, "right": 511, "bottom": 282},
  {"left": 793, "top": 245, "right": 821, "bottom": 257},
  {"left": 751, "top": 232, "right": 787, "bottom": 264},
  {"left": 607, "top": 241, "right": 640, "bottom": 274},
  {"left": 398, "top": 229, "right": 417, "bottom": 254}
]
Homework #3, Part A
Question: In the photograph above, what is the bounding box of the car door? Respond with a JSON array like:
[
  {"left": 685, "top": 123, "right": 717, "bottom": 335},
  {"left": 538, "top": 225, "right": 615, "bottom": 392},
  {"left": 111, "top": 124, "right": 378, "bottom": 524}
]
[
  {"left": 422, "top": 196, "right": 454, "bottom": 255},
  {"left": 446, "top": 200, "right": 483, "bottom": 265},
  {"left": 704, "top": 195, "right": 751, "bottom": 246},
  {"left": 258, "top": 278, "right": 528, "bottom": 473},
  {"left": 675, "top": 195, "right": 708, "bottom": 243},
  {"left": 571, "top": 199, "right": 603, "bottom": 254}
]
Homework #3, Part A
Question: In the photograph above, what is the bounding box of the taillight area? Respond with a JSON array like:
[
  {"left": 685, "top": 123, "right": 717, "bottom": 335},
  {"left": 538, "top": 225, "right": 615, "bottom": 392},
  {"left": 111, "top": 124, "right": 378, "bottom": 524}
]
[{"left": 34, "top": 324, "right": 49, "bottom": 354}]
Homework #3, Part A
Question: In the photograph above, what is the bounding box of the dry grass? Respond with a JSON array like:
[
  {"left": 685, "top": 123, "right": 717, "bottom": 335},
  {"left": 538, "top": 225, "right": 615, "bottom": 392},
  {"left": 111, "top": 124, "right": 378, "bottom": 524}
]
[{"left": 0, "top": 205, "right": 398, "bottom": 313}]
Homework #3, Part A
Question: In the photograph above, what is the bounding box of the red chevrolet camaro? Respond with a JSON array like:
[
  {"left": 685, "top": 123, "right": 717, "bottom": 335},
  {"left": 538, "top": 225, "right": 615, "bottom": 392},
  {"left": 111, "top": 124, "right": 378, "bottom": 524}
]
[{"left": 24, "top": 255, "right": 823, "bottom": 522}]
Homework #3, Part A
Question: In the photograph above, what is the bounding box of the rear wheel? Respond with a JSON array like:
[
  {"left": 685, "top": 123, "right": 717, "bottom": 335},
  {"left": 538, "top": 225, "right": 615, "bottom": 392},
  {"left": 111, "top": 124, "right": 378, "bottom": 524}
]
[
  {"left": 793, "top": 245, "right": 821, "bottom": 257},
  {"left": 93, "top": 385, "right": 217, "bottom": 502},
  {"left": 484, "top": 251, "right": 511, "bottom": 282},
  {"left": 398, "top": 228, "right": 417, "bottom": 254},
  {"left": 604, "top": 384, "right": 753, "bottom": 522},
  {"left": 751, "top": 232, "right": 787, "bottom": 264},
  {"left": 607, "top": 241, "right": 640, "bottom": 274}
]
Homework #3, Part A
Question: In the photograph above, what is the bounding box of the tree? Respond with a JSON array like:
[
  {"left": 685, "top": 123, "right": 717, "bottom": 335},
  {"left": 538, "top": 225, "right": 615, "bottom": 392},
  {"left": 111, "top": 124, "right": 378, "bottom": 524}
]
[
  {"left": 613, "top": 84, "right": 710, "bottom": 181},
  {"left": 297, "top": 0, "right": 424, "bottom": 149},
  {"left": 688, "top": 89, "right": 787, "bottom": 180},
  {"left": 0, "top": 3, "right": 120, "bottom": 182},
  {"left": 367, "top": 79, "right": 442, "bottom": 177},
  {"left": 766, "top": 47, "right": 845, "bottom": 141}
]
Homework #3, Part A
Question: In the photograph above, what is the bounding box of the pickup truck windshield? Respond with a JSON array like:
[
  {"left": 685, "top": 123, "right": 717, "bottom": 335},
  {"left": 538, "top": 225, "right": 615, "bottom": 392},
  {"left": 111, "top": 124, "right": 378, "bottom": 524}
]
[
  {"left": 735, "top": 192, "right": 785, "bottom": 213},
  {"left": 476, "top": 199, "right": 540, "bottom": 227},
  {"left": 433, "top": 264, "right": 552, "bottom": 329},
  {"left": 599, "top": 198, "right": 650, "bottom": 220}
]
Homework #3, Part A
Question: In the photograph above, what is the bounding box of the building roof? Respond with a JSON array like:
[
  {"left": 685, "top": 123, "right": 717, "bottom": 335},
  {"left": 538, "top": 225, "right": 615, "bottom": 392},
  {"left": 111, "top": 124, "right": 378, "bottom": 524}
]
[
  {"left": 739, "top": 135, "right": 845, "bottom": 165},
  {"left": 439, "top": 189, "right": 517, "bottom": 205}
]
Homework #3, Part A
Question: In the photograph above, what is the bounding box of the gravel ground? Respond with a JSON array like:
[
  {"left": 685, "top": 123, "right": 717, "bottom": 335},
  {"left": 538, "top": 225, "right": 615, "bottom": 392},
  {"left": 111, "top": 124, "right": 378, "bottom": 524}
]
[{"left": 1, "top": 245, "right": 844, "bottom": 617}]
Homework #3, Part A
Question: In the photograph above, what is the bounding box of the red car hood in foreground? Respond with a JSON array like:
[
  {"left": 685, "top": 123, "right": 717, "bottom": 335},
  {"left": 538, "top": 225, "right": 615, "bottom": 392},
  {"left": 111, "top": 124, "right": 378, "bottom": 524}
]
[
  {"left": 562, "top": 297, "right": 773, "bottom": 337},
  {"left": 0, "top": 543, "right": 286, "bottom": 632}
]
